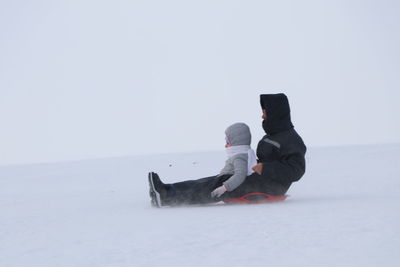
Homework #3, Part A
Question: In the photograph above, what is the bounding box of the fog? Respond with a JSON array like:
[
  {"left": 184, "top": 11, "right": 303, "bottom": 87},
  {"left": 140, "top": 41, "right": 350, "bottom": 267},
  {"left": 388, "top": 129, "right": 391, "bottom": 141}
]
[{"left": 1, "top": 0, "right": 399, "bottom": 164}]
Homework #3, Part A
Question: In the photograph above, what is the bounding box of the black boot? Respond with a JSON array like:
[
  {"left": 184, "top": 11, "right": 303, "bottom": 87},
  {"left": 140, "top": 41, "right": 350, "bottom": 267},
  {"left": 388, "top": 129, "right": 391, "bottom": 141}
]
[{"left": 148, "top": 172, "right": 167, "bottom": 207}]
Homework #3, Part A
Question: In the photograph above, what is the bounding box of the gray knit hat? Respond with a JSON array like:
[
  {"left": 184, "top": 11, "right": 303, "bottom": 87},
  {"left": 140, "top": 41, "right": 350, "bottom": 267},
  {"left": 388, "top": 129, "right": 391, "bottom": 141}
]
[{"left": 225, "top": 122, "right": 252, "bottom": 146}]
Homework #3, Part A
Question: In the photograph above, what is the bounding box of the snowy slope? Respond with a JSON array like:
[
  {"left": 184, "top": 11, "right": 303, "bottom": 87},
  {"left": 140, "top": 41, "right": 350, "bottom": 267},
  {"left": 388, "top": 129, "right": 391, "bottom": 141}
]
[{"left": 1, "top": 144, "right": 400, "bottom": 267}]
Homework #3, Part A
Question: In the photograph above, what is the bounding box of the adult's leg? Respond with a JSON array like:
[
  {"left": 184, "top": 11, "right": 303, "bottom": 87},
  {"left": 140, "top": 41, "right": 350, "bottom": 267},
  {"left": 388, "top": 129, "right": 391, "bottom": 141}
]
[
  {"left": 164, "top": 175, "right": 231, "bottom": 206},
  {"left": 222, "top": 173, "right": 290, "bottom": 201}
]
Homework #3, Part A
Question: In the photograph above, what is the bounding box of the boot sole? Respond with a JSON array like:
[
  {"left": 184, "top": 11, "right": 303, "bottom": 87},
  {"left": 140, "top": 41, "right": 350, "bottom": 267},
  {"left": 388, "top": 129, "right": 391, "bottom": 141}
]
[{"left": 148, "top": 172, "right": 162, "bottom": 208}]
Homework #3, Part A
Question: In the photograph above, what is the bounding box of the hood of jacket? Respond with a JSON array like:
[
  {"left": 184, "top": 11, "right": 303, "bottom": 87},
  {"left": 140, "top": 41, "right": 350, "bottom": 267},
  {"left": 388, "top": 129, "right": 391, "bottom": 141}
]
[
  {"left": 225, "top": 122, "right": 252, "bottom": 146},
  {"left": 260, "top": 93, "right": 294, "bottom": 135}
]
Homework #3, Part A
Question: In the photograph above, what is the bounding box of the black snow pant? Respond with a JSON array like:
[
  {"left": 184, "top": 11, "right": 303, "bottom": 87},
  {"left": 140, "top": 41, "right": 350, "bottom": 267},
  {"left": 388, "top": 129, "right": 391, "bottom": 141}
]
[{"left": 163, "top": 173, "right": 290, "bottom": 206}]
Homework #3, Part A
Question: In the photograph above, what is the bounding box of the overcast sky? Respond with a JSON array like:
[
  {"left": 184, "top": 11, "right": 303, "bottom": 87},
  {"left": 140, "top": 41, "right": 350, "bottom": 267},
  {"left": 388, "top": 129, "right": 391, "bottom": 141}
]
[{"left": 1, "top": 0, "right": 399, "bottom": 165}]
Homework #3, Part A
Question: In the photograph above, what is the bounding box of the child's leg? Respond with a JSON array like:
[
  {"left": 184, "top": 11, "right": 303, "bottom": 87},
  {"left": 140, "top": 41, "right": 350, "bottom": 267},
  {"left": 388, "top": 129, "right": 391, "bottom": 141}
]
[{"left": 164, "top": 175, "right": 231, "bottom": 206}]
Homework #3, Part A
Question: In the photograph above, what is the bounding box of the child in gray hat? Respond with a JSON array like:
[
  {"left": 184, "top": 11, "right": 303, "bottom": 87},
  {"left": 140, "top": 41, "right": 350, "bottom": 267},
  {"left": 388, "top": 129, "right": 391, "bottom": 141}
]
[
  {"left": 148, "top": 122, "right": 258, "bottom": 207},
  {"left": 211, "top": 122, "right": 257, "bottom": 198}
]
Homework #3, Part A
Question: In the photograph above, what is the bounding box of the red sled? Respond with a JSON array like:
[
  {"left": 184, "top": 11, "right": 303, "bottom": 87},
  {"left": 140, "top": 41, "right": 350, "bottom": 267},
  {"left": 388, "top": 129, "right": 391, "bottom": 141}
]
[{"left": 224, "top": 193, "right": 288, "bottom": 204}]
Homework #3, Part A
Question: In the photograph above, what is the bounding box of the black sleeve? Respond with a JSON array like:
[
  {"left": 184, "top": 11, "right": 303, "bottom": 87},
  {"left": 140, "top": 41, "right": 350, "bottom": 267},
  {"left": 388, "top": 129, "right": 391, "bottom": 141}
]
[{"left": 261, "top": 135, "right": 306, "bottom": 184}]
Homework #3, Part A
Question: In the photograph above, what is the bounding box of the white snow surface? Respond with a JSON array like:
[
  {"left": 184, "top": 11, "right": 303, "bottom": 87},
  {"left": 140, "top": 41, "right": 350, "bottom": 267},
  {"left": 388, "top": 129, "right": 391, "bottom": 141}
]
[{"left": 1, "top": 144, "right": 400, "bottom": 267}]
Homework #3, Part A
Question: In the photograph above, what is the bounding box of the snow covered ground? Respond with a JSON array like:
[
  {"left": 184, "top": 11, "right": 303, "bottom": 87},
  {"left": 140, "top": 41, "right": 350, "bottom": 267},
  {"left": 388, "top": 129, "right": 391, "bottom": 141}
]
[{"left": 1, "top": 144, "right": 399, "bottom": 267}]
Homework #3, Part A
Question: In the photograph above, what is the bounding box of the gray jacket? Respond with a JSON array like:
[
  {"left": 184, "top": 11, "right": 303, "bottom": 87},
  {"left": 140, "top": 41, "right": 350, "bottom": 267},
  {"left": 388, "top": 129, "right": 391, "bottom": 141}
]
[{"left": 219, "top": 153, "right": 248, "bottom": 191}]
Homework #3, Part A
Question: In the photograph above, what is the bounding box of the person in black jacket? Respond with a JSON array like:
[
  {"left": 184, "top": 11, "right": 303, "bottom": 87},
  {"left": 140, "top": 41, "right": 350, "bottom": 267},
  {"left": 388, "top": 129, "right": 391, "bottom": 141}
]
[
  {"left": 148, "top": 93, "right": 306, "bottom": 207},
  {"left": 245, "top": 93, "right": 307, "bottom": 196}
]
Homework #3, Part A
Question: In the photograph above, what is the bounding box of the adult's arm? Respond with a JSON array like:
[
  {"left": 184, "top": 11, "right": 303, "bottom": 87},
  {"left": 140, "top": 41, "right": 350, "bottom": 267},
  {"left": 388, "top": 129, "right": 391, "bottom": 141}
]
[{"left": 261, "top": 149, "right": 305, "bottom": 184}]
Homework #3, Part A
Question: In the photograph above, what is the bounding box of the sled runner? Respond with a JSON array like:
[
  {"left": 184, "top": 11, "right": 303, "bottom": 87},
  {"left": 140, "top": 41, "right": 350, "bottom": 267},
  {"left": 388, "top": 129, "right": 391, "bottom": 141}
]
[{"left": 224, "top": 193, "right": 288, "bottom": 204}]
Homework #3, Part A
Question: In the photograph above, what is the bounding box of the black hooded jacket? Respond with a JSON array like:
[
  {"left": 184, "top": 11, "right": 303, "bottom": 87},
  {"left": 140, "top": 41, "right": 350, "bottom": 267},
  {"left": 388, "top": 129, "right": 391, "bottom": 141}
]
[{"left": 257, "top": 93, "right": 306, "bottom": 189}]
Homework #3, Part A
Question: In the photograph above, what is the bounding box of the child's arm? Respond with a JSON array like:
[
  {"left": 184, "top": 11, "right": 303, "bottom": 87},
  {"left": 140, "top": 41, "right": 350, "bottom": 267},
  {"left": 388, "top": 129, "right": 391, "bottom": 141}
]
[{"left": 223, "top": 154, "right": 248, "bottom": 191}]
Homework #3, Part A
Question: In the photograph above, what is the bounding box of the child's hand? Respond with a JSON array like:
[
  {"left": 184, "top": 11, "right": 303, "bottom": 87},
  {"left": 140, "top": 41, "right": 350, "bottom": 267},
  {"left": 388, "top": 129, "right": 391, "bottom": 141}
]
[
  {"left": 211, "top": 185, "right": 227, "bottom": 198},
  {"left": 252, "top": 163, "right": 263, "bottom": 175}
]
